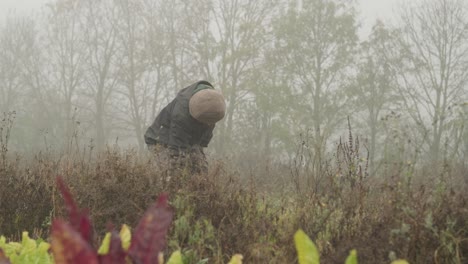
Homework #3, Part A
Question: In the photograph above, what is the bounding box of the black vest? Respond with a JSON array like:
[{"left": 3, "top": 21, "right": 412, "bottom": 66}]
[{"left": 144, "top": 81, "right": 215, "bottom": 149}]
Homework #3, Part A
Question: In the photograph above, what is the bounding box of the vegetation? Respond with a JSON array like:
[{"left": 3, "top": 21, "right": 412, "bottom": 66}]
[
  {"left": 0, "top": 232, "right": 52, "bottom": 264},
  {"left": 0, "top": 121, "right": 467, "bottom": 263},
  {"left": 0, "top": 0, "right": 467, "bottom": 263},
  {"left": 0, "top": 176, "right": 416, "bottom": 264}
]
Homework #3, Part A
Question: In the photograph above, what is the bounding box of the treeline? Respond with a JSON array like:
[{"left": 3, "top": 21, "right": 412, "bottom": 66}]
[{"left": 0, "top": 0, "right": 467, "bottom": 175}]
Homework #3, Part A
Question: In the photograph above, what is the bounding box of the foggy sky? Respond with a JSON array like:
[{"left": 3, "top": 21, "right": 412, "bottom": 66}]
[
  {"left": 0, "top": 0, "right": 405, "bottom": 36},
  {"left": 0, "top": 0, "right": 47, "bottom": 18}
]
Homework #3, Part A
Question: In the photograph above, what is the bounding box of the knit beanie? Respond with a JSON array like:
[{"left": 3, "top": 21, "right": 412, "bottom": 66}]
[{"left": 189, "top": 89, "right": 226, "bottom": 124}]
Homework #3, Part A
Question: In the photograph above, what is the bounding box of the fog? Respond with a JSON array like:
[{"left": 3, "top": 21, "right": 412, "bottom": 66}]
[
  {"left": 0, "top": 0, "right": 467, "bottom": 176},
  {"left": 0, "top": 0, "right": 401, "bottom": 36}
]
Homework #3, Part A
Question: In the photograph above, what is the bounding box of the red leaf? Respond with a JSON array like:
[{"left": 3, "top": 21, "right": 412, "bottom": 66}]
[
  {"left": 51, "top": 220, "right": 99, "bottom": 264},
  {"left": 128, "top": 193, "right": 173, "bottom": 264},
  {"left": 56, "top": 176, "right": 93, "bottom": 243},
  {"left": 0, "top": 249, "right": 11, "bottom": 264},
  {"left": 99, "top": 231, "right": 127, "bottom": 264}
]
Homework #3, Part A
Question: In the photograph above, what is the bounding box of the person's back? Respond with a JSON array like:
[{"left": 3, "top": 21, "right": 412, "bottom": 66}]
[{"left": 145, "top": 80, "right": 225, "bottom": 176}]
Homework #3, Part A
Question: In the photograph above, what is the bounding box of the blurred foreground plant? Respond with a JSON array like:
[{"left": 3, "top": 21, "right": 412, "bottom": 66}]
[
  {"left": 294, "top": 229, "right": 409, "bottom": 264},
  {"left": 0, "top": 177, "right": 244, "bottom": 264},
  {"left": 51, "top": 176, "right": 173, "bottom": 264},
  {"left": 0, "top": 231, "right": 51, "bottom": 264}
]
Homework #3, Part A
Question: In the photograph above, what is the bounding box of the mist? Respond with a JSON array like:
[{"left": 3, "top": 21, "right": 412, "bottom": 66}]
[
  {"left": 1, "top": 0, "right": 466, "bottom": 170},
  {"left": 1, "top": 0, "right": 468, "bottom": 262}
]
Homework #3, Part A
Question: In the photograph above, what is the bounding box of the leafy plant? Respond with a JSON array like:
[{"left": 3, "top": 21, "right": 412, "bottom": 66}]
[
  {"left": 0, "top": 232, "right": 52, "bottom": 264},
  {"left": 50, "top": 176, "right": 174, "bottom": 264},
  {"left": 98, "top": 224, "right": 242, "bottom": 264},
  {"left": 294, "top": 229, "right": 320, "bottom": 264},
  {"left": 294, "top": 229, "right": 409, "bottom": 264},
  {"left": 0, "top": 177, "right": 245, "bottom": 264},
  {"left": 97, "top": 224, "right": 131, "bottom": 254},
  {"left": 345, "top": 250, "right": 358, "bottom": 264}
]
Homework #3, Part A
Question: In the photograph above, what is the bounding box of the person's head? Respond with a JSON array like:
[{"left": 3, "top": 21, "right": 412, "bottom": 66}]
[{"left": 189, "top": 89, "right": 226, "bottom": 125}]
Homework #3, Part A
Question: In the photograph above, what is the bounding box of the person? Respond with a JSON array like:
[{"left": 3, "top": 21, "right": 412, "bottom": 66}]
[{"left": 144, "top": 80, "right": 226, "bottom": 176}]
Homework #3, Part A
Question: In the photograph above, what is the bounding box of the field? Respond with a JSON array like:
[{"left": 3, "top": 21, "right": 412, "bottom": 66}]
[{"left": 0, "top": 133, "right": 467, "bottom": 264}]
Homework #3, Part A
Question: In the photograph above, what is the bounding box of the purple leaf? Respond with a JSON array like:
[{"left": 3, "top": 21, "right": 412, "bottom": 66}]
[
  {"left": 128, "top": 193, "right": 173, "bottom": 264},
  {"left": 56, "top": 176, "right": 93, "bottom": 244},
  {"left": 50, "top": 220, "right": 99, "bottom": 264}
]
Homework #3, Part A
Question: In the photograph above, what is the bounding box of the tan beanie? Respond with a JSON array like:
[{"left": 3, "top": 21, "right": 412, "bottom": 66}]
[{"left": 189, "top": 89, "right": 226, "bottom": 124}]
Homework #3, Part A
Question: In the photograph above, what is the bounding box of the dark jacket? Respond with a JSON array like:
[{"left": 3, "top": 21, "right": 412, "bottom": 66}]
[{"left": 144, "top": 81, "right": 215, "bottom": 149}]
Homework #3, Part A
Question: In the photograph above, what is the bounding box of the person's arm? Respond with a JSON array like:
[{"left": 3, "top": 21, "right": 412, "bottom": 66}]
[{"left": 200, "top": 125, "right": 214, "bottom": 147}]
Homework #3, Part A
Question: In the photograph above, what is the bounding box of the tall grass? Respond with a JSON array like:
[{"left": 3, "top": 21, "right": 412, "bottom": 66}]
[{"left": 0, "top": 117, "right": 467, "bottom": 263}]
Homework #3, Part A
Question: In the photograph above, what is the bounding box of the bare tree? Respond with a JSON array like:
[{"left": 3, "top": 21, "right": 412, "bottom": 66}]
[
  {"left": 141, "top": 1, "right": 174, "bottom": 123},
  {"left": 274, "top": 0, "right": 358, "bottom": 173},
  {"left": 351, "top": 21, "right": 401, "bottom": 175},
  {"left": 0, "top": 17, "right": 32, "bottom": 113},
  {"left": 156, "top": 0, "right": 188, "bottom": 91},
  {"left": 395, "top": 0, "right": 468, "bottom": 162},
  {"left": 45, "top": 0, "right": 86, "bottom": 151},
  {"left": 209, "top": 0, "right": 278, "bottom": 154},
  {"left": 111, "top": 0, "right": 157, "bottom": 151},
  {"left": 81, "top": 0, "right": 120, "bottom": 151},
  {"left": 19, "top": 13, "right": 67, "bottom": 150}
]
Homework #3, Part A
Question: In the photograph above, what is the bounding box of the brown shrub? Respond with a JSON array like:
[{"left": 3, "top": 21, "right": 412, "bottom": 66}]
[{"left": 0, "top": 139, "right": 467, "bottom": 263}]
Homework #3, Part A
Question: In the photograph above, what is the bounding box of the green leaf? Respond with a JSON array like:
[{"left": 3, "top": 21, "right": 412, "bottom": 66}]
[
  {"left": 37, "top": 242, "right": 50, "bottom": 253},
  {"left": 119, "top": 224, "right": 131, "bottom": 251},
  {"left": 97, "top": 233, "right": 111, "bottom": 255},
  {"left": 227, "top": 254, "right": 243, "bottom": 264},
  {"left": 294, "top": 229, "right": 320, "bottom": 264},
  {"left": 98, "top": 224, "right": 131, "bottom": 255},
  {"left": 0, "top": 233, "right": 52, "bottom": 264},
  {"left": 391, "top": 260, "right": 409, "bottom": 264},
  {"left": 3, "top": 242, "right": 21, "bottom": 256},
  {"left": 20, "top": 232, "right": 36, "bottom": 254},
  {"left": 345, "top": 249, "right": 358, "bottom": 264},
  {"left": 166, "top": 250, "right": 183, "bottom": 264}
]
